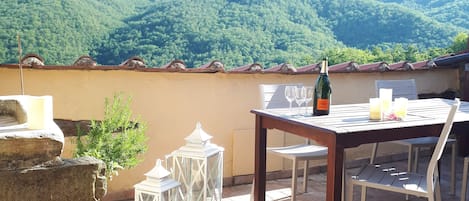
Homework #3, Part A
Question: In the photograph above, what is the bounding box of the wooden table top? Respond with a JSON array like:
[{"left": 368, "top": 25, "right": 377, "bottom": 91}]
[{"left": 251, "top": 98, "right": 469, "bottom": 135}]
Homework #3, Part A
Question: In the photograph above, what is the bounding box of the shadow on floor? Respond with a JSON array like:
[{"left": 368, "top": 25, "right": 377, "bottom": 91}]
[{"left": 222, "top": 152, "right": 466, "bottom": 201}]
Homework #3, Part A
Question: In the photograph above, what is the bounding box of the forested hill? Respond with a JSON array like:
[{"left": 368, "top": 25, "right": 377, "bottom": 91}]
[
  {"left": 0, "top": 0, "right": 152, "bottom": 65},
  {"left": 378, "top": 0, "right": 469, "bottom": 29},
  {"left": 0, "top": 0, "right": 466, "bottom": 68}
]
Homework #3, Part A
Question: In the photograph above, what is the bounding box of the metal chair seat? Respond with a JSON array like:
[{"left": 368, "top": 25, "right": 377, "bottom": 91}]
[
  {"left": 349, "top": 99, "right": 460, "bottom": 201},
  {"left": 372, "top": 79, "right": 457, "bottom": 195},
  {"left": 267, "top": 144, "right": 328, "bottom": 160},
  {"left": 256, "top": 84, "right": 328, "bottom": 201}
]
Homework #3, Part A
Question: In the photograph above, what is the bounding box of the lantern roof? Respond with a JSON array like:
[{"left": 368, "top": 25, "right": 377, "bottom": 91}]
[
  {"left": 134, "top": 159, "right": 180, "bottom": 192},
  {"left": 173, "top": 122, "right": 224, "bottom": 158},
  {"left": 144, "top": 159, "right": 170, "bottom": 179},
  {"left": 184, "top": 122, "right": 212, "bottom": 144}
]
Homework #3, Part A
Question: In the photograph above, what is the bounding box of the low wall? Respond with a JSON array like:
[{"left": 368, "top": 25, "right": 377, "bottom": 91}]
[
  {"left": 0, "top": 66, "right": 460, "bottom": 199},
  {"left": 0, "top": 157, "right": 106, "bottom": 201}
]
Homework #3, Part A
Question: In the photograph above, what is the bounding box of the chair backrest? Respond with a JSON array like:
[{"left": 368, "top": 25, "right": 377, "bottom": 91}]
[
  {"left": 259, "top": 84, "right": 309, "bottom": 145},
  {"left": 259, "top": 84, "right": 302, "bottom": 109},
  {"left": 426, "top": 98, "right": 460, "bottom": 193},
  {"left": 375, "top": 79, "right": 418, "bottom": 100}
]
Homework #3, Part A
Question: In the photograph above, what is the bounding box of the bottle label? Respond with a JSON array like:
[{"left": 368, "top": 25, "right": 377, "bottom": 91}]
[{"left": 316, "top": 98, "right": 329, "bottom": 110}]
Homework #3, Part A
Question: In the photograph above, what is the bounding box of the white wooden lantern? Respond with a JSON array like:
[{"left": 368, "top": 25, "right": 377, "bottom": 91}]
[
  {"left": 134, "top": 159, "right": 181, "bottom": 201},
  {"left": 168, "top": 122, "right": 224, "bottom": 201}
]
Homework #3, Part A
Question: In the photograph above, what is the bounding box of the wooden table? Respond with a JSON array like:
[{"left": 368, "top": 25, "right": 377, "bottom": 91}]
[{"left": 251, "top": 98, "right": 469, "bottom": 201}]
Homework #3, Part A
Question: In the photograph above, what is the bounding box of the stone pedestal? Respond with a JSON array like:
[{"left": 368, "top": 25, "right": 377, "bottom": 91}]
[
  {"left": 0, "top": 123, "right": 64, "bottom": 169},
  {"left": 0, "top": 96, "right": 64, "bottom": 169},
  {"left": 0, "top": 157, "right": 107, "bottom": 201},
  {"left": 0, "top": 96, "right": 107, "bottom": 200}
]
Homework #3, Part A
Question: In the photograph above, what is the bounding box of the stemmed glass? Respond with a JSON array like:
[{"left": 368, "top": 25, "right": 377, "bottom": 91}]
[
  {"left": 304, "top": 86, "right": 314, "bottom": 115},
  {"left": 284, "top": 85, "right": 296, "bottom": 114},
  {"left": 294, "top": 86, "right": 306, "bottom": 115}
]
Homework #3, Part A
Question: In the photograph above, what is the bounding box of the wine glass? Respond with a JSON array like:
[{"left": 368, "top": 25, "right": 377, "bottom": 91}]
[
  {"left": 284, "top": 85, "right": 295, "bottom": 114},
  {"left": 294, "top": 86, "right": 306, "bottom": 115},
  {"left": 304, "top": 86, "right": 314, "bottom": 115}
]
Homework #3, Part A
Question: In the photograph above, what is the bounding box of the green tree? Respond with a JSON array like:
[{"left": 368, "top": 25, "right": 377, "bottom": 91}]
[
  {"left": 404, "top": 44, "right": 420, "bottom": 62},
  {"left": 371, "top": 46, "right": 393, "bottom": 63},
  {"left": 449, "top": 32, "right": 468, "bottom": 53},
  {"left": 324, "top": 47, "right": 375, "bottom": 65}
]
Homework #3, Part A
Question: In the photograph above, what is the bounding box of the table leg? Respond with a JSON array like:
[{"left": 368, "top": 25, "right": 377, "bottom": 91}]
[
  {"left": 326, "top": 142, "right": 344, "bottom": 201},
  {"left": 254, "top": 115, "right": 267, "bottom": 201}
]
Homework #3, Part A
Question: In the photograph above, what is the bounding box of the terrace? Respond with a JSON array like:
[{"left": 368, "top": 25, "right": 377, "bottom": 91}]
[
  {"left": 221, "top": 153, "right": 463, "bottom": 201},
  {"left": 1, "top": 49, "right": 469, "bottom": 201}
]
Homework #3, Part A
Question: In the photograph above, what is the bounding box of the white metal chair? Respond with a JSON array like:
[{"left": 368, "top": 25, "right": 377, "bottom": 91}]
[
  {"left": 258, "top": 84, "right": 328, "bottom": 201},
  {"left": 348, "top": 98, "right": 460, "bottom": 201},
  {"left": 371, "top": 79, "right": 457, "bottom": 195}
]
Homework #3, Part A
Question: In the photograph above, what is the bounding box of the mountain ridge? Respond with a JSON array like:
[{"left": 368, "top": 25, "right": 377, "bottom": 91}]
[{"left": 0, "top": 0, "right": 466, "bottom": 68}]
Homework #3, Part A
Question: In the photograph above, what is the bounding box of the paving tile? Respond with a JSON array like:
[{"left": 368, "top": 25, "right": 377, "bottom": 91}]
[{"left": 222, "top": 153, "right": 466, "bottom": 201}]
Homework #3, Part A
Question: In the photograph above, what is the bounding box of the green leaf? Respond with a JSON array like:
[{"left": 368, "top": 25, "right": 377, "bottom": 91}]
[{"left": 73, "top": 93, "right": 148, "bottom": 180}]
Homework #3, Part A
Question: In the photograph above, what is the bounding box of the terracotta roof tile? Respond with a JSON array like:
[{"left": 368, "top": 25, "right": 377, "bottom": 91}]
[
  {"left": 297, "top": 63, "right": 320, "bottom": 72},
  {"left": 197, "top": 60, "right": 225, "bottom": 72},
  {"left": 73, "top": 55, "right": 97, "bottom": 67},
  {"left": 119, "top": 56, "right": 146, "bottom": 68},
  {"left": 358, "top": 62, "right": 389, "bottom": 72},
  {"left": 21, "top": 53, "right": 44, "bottom": 66},
  {"left": 162, "top": 60, "right": 186, "bottom": 71},
  {"left": 329, "top": 61, "right": 360, "bottom": 72},
  {"left": 408, "top": 60, "right": 435, "bottom": 69},
  {"left": 410, "top": 60, "right": 427, "bottom": 69},
  {"left": 265, "top": 63, "right": 296, "bottom": 73},
  {"left": 4, "top": 50, "right": 469, "bottom": 73},
  {"left": 229, "top": 63, "right": 263, "bottom": 72},
  {"left": 387, "top": 61, "right": 412, "bottom": 71}
]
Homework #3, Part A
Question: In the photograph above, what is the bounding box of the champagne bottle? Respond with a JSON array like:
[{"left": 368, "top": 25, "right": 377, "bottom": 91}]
[{"left": 313, "top": 57, "right": 332, "bottom": 116}]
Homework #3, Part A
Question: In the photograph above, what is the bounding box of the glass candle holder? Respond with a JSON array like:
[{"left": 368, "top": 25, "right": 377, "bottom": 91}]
[
  {"left": 379, "top": 88, "right": 393, "bottom": 119},
  {"left": 369, "top": 98, "right": 382, "bottom": 121},
  {"left": 393, "top": 97, "right": 408, "bottom": 120}
]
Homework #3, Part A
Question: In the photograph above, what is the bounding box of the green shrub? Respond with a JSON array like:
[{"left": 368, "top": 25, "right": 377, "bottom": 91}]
[{"left": 74, "top": 93, "right": 148, "bottom": 180}]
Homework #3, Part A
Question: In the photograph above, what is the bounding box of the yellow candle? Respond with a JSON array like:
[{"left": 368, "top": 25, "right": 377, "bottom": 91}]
[
  {"left": 394, "top": 97, "right": 408, "bottom": 119},
  {"left": 369, "top": 98, "right": 382, "bottom": 120}
]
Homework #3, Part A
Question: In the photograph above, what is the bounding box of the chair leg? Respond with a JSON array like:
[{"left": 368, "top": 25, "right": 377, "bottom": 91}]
[
  {"left": 342, "top": 152, "right": 347, "bottom": 201},
  {"left": 462, "top": 157, "right": 469, "bottom": 201},
  {"left": 413, "top": 147, "right": 420, "bottom": 172},
  {"left": 435, "top": 165, "right": 442, "bottom": 201},
  {"left": 360, "top": 185, "right": 366, "bottom": 201},
  {"left": 303, "top": 160, "right": 309, "bottom": 193},
  {"left": 291, "top": 159, "right": 298, "bottom": 201},
  {"left": 370, "top": 143, "right": 379, "bottom": 164},
  {"left": 451, "top": 143, "right": 456, "bottom": 195},
  {"left": 361, "top": 181, "right": 368, "bottom": 201},
  {"left": 407, "top": 145, "right": 414, "bottom": 173},
  {"left": 346, "top": 180, "right": 353, "bottom": 201},
  {"left": 406, "top": 146, "right": 414, "bottom": 200},
  {"left": 250, "top": 178, "right": 255, "bottom": 201},
  {"left": 435, "top": 179, "right": 442, "bottom": 201}
]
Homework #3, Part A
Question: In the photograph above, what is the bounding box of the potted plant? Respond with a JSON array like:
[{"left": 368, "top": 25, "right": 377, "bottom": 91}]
[{"left": 74, "top": 93, "right": 148, "bottom": 180}]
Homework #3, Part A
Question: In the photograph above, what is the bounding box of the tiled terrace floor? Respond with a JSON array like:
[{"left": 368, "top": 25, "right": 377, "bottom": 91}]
[{"left": 222, "top": 152, "right": 467, "bottom": 201}]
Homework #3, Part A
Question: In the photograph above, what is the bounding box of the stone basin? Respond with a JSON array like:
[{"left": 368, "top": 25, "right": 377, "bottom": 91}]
[{"left": 0, "top": 95, "right": 64, "bottom": 170}]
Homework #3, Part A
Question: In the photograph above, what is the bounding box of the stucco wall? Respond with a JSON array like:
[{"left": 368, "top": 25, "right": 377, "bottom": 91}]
[{"left": 0, "top": 67, "right": 459, "bottom": 197}]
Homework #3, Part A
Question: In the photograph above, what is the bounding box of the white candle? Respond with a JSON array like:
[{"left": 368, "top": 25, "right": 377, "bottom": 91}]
[{"left": 379, "top": 88, "right": 393, "bottom": 119}]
